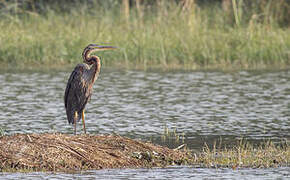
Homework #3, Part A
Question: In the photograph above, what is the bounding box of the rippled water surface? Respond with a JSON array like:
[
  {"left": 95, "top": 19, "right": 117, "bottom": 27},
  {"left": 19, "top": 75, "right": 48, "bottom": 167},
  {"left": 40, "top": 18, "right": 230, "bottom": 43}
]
[
  {"left": 0, "top": 69, "right": 289, "bottom": 179},
  {"left": 1, "top": 166, "right": 290, "bottom": 180}
]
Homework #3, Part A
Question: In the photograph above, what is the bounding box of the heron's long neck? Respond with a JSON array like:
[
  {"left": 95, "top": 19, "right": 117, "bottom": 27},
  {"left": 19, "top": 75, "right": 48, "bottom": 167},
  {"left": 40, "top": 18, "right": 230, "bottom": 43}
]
[
  {"left": 83, "top": 50, "right": 91, "bottom": 62},
  {"left": 87, "top": 56, "right": 101, "bottom": 84}
]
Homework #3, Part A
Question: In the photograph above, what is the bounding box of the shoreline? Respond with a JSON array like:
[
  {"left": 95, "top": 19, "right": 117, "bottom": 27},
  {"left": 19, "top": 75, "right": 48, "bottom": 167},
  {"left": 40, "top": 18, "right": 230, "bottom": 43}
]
[{"left": 0, "top": 62, "right": 289, "bottom": 73}]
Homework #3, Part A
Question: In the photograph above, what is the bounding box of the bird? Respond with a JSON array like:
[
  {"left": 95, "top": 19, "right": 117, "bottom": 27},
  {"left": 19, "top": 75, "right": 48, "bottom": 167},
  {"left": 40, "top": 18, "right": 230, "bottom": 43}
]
[{"left": 64, "top": 44, "right": 116, "bottom": 135}]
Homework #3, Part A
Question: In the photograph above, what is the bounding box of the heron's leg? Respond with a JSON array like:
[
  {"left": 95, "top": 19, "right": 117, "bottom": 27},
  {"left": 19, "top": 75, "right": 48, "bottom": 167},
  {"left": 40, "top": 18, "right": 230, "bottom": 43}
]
[
  {"left": 74, "top": 111, "right": 78, "bottom": 135},
  {"left": 82, "top": 109, "right": 86, "bottom": 134}
]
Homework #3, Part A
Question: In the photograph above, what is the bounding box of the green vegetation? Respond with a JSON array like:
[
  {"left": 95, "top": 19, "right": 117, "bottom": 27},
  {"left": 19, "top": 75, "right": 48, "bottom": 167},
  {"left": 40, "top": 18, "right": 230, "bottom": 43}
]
[
  {"left": 161, "top": 127, "right": 290, "bottom": 168},
  {"left": 0, "top": 1, "right": 289, "bottom": 70},
  {"left": 194, "top": 139, "right": 290, "bottom": 168},
  {"left": 162, "top": 126, "right": 185, "bottom": 143},
  {"left": 0, "top": 128, "right": 4, "bottom": 136}
]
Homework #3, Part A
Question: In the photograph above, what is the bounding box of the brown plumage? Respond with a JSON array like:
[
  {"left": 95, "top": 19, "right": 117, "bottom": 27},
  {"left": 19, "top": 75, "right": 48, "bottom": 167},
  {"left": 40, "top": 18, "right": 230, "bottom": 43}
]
[{"left": 64, "top": 44, "right": 116, "bottom": 135}]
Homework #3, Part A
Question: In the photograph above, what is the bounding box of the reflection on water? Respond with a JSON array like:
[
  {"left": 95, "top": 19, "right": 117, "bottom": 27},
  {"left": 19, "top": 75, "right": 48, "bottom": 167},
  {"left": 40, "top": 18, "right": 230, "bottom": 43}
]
[
  {"left": 0, "top": 69, "right": 289, "bottom": 149},
  {"left": 0, "top": 69, "right": 289, "bottom": 178}
]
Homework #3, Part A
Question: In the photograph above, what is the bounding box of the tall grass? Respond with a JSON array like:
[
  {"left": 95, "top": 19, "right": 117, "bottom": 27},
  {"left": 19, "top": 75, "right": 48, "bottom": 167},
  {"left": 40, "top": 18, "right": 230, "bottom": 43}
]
[
  {"left": 197, "top": 139, "right": 290, "bottom": 168},
  {"left": 0, "top": 1, "right": 289, "bottom": 70},
  {"left": 0, "top": 127, "right": 4, "bottom": 136}
]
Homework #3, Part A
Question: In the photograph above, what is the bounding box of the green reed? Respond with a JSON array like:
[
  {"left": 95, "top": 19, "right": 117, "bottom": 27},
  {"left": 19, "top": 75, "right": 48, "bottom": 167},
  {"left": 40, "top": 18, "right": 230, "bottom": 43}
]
[
  {"left": 0, "top": 127, "right": 4, "bottom": 136},
  {"left": 196, "top": 139, "right": 290, "bottom": 168},
  {"left": 0, "top": 1, "right": 289, "bottom": 70}
]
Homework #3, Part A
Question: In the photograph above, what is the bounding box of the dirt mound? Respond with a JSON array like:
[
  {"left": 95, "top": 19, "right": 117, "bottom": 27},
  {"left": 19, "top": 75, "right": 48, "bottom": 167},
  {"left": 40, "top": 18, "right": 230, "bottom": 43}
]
[{"left": 0, "top": 133, "right": 192, "bottom": 172}]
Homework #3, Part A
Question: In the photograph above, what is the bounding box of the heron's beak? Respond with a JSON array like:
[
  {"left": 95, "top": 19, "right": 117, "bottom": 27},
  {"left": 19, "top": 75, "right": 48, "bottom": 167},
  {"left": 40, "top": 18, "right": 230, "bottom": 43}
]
[{"left": 93, "top": 45, "right": 117, "bottom": 51}]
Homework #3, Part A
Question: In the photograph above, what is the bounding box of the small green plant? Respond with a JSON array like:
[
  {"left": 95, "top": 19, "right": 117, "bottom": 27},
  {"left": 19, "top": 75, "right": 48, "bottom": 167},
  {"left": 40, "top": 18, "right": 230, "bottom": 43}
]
[
  {"left": 0, "top": 127, "right": 4, "bottom": 136},
  {"left": 162, "top": 126, "right": 185, "bottom": 143}
]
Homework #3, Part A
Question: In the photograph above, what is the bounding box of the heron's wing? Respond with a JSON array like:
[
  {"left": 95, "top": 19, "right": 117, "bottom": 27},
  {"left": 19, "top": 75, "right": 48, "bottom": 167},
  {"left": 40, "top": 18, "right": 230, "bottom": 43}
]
[{"left": 64, "top": 64, "right": 87, "bottom": 110}]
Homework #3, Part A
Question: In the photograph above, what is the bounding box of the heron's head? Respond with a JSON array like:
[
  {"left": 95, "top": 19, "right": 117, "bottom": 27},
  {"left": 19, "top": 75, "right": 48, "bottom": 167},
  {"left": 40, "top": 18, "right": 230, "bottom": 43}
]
[{"left": 82, "top": 44, "right": 117, "bottom": 64}]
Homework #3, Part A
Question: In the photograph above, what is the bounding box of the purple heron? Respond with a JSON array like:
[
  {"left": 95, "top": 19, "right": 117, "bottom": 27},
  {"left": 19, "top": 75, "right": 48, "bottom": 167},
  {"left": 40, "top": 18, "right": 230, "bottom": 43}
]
[{"left": 64, "top": 44, "right": 116, "bottom": 135}]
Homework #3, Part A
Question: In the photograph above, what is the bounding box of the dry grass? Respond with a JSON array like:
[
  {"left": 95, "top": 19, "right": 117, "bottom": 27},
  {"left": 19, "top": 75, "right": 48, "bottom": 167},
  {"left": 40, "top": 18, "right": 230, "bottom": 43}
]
[{"left": 0, "top": 133, "right": 191, "bottom": 172}]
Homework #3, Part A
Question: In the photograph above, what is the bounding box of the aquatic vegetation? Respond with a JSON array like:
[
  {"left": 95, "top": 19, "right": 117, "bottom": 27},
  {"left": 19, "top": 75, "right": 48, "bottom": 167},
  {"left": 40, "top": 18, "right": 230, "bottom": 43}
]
[
  {"left": 0, "top": 128, "right": 4, "bottom": 136},
  {"left": 162, "top": 126, "right": 185, "bottom": 144},
  {"left": 161, "top": 127, "right": 290, "bottom": 168},
  {"left": 0, "top": 1, "right": 289, "bottom": 70},
  {"left": 194, "top": 139, "right": 290, "bottom": 168}
]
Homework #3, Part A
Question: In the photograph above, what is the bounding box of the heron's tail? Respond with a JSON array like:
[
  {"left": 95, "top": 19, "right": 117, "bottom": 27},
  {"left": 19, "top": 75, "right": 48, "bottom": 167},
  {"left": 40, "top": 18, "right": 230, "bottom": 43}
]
[{"left": 66, "top": 109, "right": 81, "bottom": 124}]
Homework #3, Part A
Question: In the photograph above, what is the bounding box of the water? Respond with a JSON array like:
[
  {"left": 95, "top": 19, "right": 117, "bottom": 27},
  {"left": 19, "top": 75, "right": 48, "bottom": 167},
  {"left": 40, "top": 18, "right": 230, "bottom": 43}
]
[
  {"left": 0, "top": 69, "right": 289, "bottom": 179},
  {"left": 1, "top": 166, "right": 290, "bottom": 179}
]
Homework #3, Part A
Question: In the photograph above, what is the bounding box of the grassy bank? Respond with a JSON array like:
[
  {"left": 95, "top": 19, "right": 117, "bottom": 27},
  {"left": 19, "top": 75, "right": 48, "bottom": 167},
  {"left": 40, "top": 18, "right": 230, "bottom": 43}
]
[
  {"left": 0, "top": 133, "right": 289, "bottom": 172},
  {"left": 0, "top": 1, "right": 289, "bottom": 70}
]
